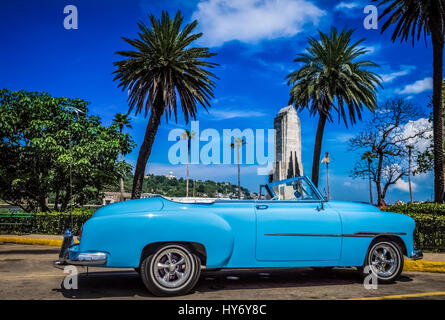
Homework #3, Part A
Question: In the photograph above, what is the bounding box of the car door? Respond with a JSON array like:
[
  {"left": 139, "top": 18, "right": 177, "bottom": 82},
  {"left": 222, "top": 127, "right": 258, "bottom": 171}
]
[{"left": 255, "top": 178, "right": 342, "bottom": 261}]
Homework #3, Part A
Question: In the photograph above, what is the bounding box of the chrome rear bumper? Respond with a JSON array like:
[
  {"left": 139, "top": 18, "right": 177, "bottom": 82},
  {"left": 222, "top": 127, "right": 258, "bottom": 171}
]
[{"left": 53, "top": 229, "right": 107, "bottom": 267}]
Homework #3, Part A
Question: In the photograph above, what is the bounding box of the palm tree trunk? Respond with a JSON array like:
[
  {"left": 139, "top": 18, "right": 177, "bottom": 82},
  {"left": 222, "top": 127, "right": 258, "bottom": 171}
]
[
  {"left": 376, "top": 153, "right": 384, "bottom": 206},
  {"left": 368, "top": 160, "right": 373, "bottom": 205},
  {"left": 131, "top": 108, "right": 164, "bottom": 199},
  {"left": 237, "top": 145, "right": 241, "bottom": 199},
  {"left": 311, "top": 114, "right": 327, "bottom": 187},
  {"left": 408, "top": 148, "right": 413, "bottom": 203},
  {"left": 432, "top": 37, "right": 444, "bottom": 203},
  {"left": 120, "top": 152, "right": 125, "bottom": 201},
  {"left": 119, "top": 126, "right": 125, "bottom": 202}
]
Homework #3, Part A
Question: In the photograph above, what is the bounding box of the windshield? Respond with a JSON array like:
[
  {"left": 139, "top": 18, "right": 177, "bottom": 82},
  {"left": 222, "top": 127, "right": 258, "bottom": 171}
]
[{"left": 270, "top": 177, "right": 321, "bottom": 201}]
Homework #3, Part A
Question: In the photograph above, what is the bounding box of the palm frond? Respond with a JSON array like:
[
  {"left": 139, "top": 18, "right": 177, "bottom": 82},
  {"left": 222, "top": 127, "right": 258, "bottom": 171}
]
[
  {"left": 287, "top": 27, "right": 381, "bottom": 127},
  {"left": 113, "top": 10, "right": 218, "bottom": 123}
]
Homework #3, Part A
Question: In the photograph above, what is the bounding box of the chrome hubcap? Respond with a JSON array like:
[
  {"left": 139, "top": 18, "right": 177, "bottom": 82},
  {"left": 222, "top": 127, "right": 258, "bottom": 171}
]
[
  {"left": 153, "top": 248, "right": 191, "bottom": 288},
  {"left": 369, "top": 244, "right": 398, "bottom": 278}
]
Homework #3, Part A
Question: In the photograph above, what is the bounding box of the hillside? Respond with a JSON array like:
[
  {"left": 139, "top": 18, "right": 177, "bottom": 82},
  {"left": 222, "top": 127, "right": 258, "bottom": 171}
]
[{"left": 105, "top": 174, "right": 254, "bottom": 199}]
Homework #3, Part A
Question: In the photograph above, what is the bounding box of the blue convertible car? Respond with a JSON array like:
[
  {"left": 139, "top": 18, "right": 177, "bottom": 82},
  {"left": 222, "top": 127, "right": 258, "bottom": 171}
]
[{"left": 55, "top": 176, "right": 422, "bottom": 296}]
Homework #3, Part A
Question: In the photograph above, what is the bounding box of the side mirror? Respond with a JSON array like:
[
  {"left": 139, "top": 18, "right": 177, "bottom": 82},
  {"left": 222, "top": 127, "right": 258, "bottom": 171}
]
[{"left": 316, "top": 202, "right": 325, "bottom": 211}]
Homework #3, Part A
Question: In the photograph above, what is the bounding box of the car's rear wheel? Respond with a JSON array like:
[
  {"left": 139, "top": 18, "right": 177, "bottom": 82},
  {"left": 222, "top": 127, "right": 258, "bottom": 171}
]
[
  {"left": 358, "top": 239, "right": 404, "bottom": 283},
  {"left": 140, "top": 244, "right": 201, "bottom": 296}
]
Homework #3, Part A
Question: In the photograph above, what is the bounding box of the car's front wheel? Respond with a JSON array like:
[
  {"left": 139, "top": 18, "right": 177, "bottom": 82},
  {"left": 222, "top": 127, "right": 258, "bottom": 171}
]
[
  {"left": 358, "top": 239, "right": 404, "bottom": 283},
  {"left": 140, "top": 244, "right": 201, "bottom": 296}
]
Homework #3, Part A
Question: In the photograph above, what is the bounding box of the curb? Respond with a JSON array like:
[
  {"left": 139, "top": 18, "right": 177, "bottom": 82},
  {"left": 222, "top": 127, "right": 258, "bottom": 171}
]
[
  {"left": 404, "top": 259, "right": 445, "bottom": 273},
  {"left": 1, "top": 236, "right": 444, "bottom": 273},
  {"left": 0, "top": 236, "right": 78, "bottom": 247}
]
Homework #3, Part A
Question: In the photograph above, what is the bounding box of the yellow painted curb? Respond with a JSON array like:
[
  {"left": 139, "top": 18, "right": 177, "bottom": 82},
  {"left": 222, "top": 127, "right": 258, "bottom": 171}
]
[
  {"left": 345, "top": 291, "right": 445, "bottom": 300},
  {"left": 0, "top": 236, "right": 79, "bottom": 247},
  {"left": 404, "top": 259, "right": 445, "bottom": 273}
]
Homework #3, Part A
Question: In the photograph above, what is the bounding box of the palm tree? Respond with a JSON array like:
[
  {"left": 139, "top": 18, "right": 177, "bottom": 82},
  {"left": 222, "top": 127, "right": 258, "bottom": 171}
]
[
  {"left": 375, "top": 0, "right": 445, "bottom": 203},
  {"left": 112, "top": 113, "right": 132, "bottom": 201},
  {"left": 113, "top": 11, "right": 217, "bottom": 199},
  {"left": 321, "top": 152, "right": 331, "bottom": 200},
  {"left": 361, "top": 151, "right": 377, "bottom": 204},
  {"left": 231, "top": 138, "right": 247, "bottom": 199},
  {"left": 179, "top": 130, "right": 195, "bottom": 197},
  {"left": 287, "top": 27, "right": 381, "bottom": 187},
  {"left": 406, "top": 145, "right": 414, "bottom": 203}
]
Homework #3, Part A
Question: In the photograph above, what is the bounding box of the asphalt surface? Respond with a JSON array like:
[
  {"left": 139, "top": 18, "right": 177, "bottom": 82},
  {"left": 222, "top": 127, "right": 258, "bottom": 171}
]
[{"left": 1, "top": 243, "right": 444, "bottom": 300}]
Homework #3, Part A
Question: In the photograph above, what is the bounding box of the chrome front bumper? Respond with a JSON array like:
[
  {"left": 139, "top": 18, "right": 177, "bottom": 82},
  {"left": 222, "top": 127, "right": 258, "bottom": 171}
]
[
  {"left": 53, "top": 229, "right": 107, "bottom": 266},
  {"left": 410, "top": 249, "right": 423, "bottom": 261}
]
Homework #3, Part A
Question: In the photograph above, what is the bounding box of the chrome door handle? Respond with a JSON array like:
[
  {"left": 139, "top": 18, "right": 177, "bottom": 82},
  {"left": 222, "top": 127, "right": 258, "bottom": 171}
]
[{"left": 256, "top": 205, "right": 269, "bottom": 210}]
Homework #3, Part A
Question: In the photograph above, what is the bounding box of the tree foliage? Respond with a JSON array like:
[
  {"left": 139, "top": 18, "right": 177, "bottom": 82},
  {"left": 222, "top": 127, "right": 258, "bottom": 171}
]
[
  {"left": 350, "top": 99, "right": 430, "bottom": 205},
  {"left": 0, "top": 89, "right": 135, "bottom": 212}
]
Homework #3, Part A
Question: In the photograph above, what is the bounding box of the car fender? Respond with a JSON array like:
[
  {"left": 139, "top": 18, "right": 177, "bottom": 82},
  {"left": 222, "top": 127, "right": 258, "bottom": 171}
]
[{"left": 80, "top": 210, "right": 235, "bottom": 268}]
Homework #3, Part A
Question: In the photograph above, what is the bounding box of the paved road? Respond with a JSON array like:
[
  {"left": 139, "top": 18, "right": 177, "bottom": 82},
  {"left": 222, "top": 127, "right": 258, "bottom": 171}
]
[{"left": 1, "top": 243, "right": 444, "bottom": 300}]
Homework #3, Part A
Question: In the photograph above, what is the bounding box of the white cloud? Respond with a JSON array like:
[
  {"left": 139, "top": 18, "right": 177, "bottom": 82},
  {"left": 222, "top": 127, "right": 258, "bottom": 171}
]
[
  {"left": 394, "top": 179, "right": 417, "bottom": 192},
  {"left": 208, "top": 109, "right": 266, "bottom": 120},
  {"left": 327, "top": 133, "right": 355, "bottom": 143},
  {"left": 379, "top": 65, "right": 416, "bottom": 83},
  {"left": 192, "top": 0, "right": 326, "bottom": 47},
  {"left": 401, "top": 118, "right": 433, "bottom": 153},
  {"left": 397, "top": 77, "right": 433, "bottom": 94},
  {"left": 359, "top": 45, "right": 379, "bottom": 55},
  {"left": 334, "top": 2, "right": 359, "bottom": 10}
]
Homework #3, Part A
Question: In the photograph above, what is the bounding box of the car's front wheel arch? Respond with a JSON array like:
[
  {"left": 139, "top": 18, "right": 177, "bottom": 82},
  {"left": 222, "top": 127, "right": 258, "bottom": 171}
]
[{"left": 370, "top": 235, "right": 407, "bottom": 256}]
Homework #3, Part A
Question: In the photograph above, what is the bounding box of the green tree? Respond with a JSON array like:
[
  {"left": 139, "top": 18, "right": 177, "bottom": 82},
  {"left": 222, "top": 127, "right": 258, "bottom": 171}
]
[
  {"left": 112, "top": 113, "right": 132, "bottom": 201},
  {"left": 350, "top": 99, "right": 429, "bottom": 206},
  {"left": 287, "top": 27, "right": 381, "bottom": 187},
  {"left": 0, "top": 89, "right": 134, "bottom": 212},
  {"left": 231, "top": 138, "right": 247, "bottom": 199},
  {"left": 375, "top": 0, "right": 445, "bottom": 202},
  {"left": 113, "top": 11, "right": 217, "bottom": 199}
]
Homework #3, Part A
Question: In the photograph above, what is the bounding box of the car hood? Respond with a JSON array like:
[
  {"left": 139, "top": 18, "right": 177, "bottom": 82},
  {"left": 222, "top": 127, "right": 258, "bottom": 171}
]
[
  {"left": 326, "top": 200, "right": 381, "bottom": 213},
  {"left": 92, "top": 197, "right": 164, "bottom": 218}
]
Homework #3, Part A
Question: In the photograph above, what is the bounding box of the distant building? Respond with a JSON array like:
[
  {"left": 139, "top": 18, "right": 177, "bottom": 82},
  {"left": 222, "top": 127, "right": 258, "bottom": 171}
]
[
  {"left": 272, "top": 106, "right": 303, "bottom": 182},
  {"left": 102, "top": 192, "right": 154, "bottom": 206},
  {"left": 166, "top": 171, "right": 175, "bottom": 180}
]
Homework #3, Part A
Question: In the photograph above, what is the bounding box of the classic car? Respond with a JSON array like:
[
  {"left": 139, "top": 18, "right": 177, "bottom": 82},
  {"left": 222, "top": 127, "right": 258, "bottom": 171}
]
[{"left": 55, "top": 176, "right": 422, "bottom": 296}]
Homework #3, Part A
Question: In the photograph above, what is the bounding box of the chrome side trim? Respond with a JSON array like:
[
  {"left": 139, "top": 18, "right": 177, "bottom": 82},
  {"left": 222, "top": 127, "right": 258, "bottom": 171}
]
[{"left": 264, "top": 232, "right": 407, "bottom": 237}]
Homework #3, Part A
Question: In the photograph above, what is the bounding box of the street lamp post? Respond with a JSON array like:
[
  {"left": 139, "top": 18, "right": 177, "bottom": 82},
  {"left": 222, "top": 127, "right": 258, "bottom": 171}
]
[{"left": 321, "top": 152, "right": 331, "bottom": 200}]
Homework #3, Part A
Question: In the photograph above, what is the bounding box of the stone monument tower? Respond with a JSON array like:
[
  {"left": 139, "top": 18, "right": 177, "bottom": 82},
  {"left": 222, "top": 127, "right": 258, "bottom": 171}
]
[{"left": 272, "top": 106, "right": 303, "bottom": 182}]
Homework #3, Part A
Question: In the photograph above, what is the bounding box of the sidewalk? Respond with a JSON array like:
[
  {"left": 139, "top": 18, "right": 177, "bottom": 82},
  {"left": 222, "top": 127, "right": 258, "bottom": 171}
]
[{"left": 0, "top": 233, "right": 444, "bottom": 273}]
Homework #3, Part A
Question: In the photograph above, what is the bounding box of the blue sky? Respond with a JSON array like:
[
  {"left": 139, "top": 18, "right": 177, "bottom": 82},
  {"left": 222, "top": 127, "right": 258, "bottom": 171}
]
[{"left": 0, "top": 0, "right": 435, "bottom": 202}]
